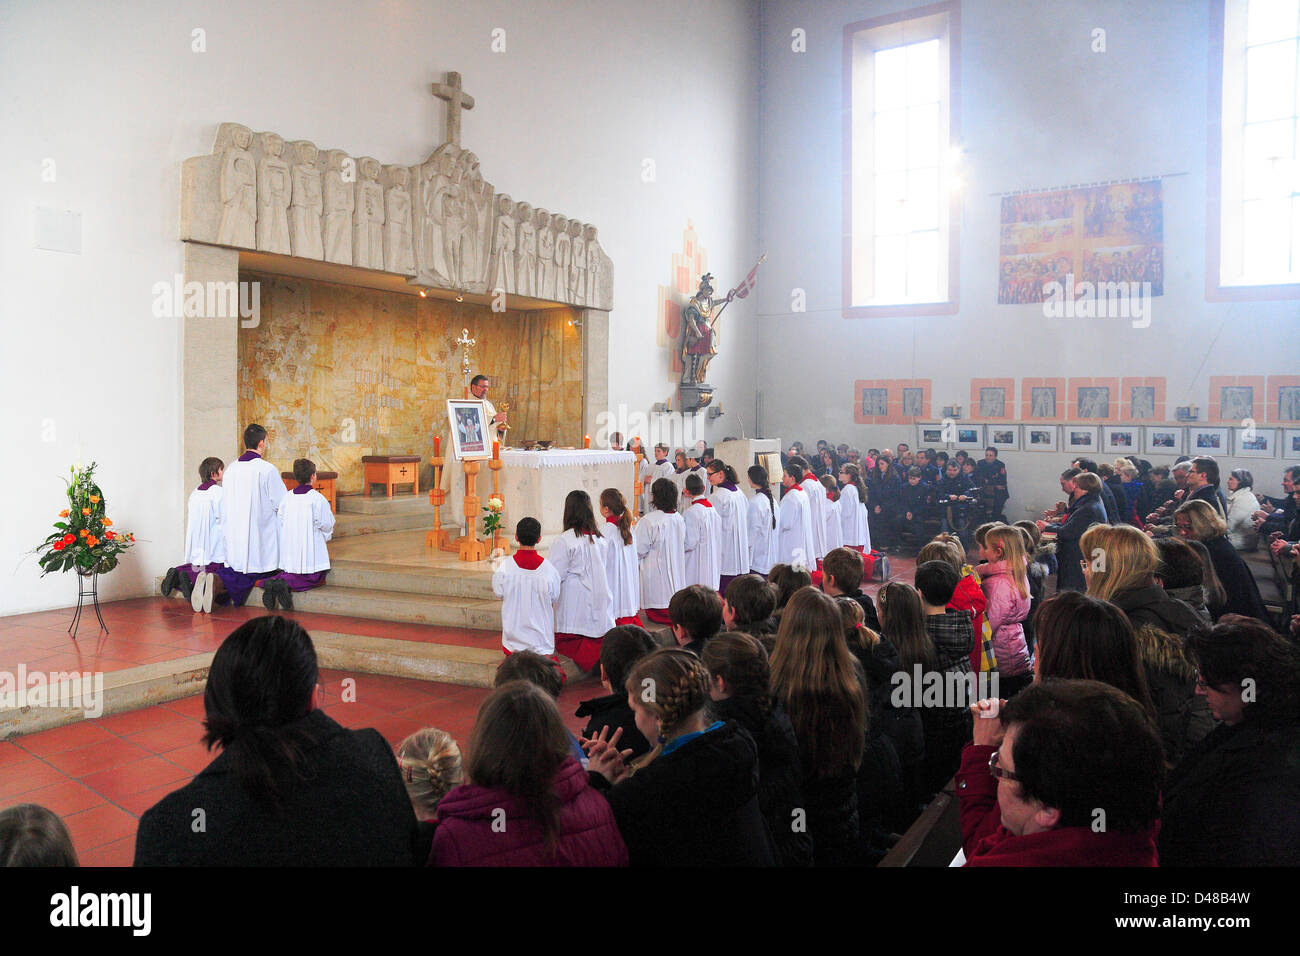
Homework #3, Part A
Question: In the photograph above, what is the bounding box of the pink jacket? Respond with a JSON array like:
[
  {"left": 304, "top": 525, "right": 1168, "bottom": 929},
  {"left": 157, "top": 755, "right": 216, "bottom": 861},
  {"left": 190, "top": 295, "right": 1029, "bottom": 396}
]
[{"left": 978, "top": 559, "right": 1032, "bottom": 677}]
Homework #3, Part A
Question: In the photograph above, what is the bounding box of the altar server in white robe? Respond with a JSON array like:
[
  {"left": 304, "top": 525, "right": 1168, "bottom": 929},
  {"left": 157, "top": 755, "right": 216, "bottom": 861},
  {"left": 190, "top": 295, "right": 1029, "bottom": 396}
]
[
  {"left": 820, "top": 475, "right": 845, "bottom": 554},
  {"left": 549, "top": 490, "right": 614, "bottom": 672},
  {"left": 777, "top": 461, "right": 817, "bottom": 569},
  {"left": 638, "top": 443, "right": 675, "bottom": 514},
  {"left": 162, "top": 456, "right": 235, "bottom": 612},
  {"left": 636, "top": 477, "right": 687, "bottom": 625},
  {"left": 705, "top": 461, "right": 751, "bottom": 595},
  {"left": 838, "top": 463, "right": 871, "bottom": 552},
  {"left": 259, "top": 458, "right": 335, "bottom": 611},
  {"left": 222, "top": 423, "right": 287, "bottom": 579},
  {"left": 681, "top": 451, "right": 709, "bottom": 504},
  {"left": 746, "top": 464, "right": 779, "bottom": 576},
  {"left": 492, "top": 515, "right": 562, "bottom": 656},
  {"left": 598, "top": 487, "right": 643, "bottom": 625},
  {"left": 793, "top": 456, "right": 828, "bottom": 562},
  {"left": 681, "top": 473, "right": 722, "bottom": 591}
]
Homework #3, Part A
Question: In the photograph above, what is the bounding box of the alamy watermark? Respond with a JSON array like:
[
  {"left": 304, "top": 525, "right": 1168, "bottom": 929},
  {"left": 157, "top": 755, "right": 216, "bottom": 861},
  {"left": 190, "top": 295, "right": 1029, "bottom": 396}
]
[
  {"left": 1042, "top": 274, "right": 1151, "bottom": 328},
  {"left": 151, "top": 276, "right": 261, "bottom": 328},
  {"left": 890, "top": 665, "right": 1000, "bottom": 711},
  {"left": 0, "top": 665, "right": 104, "bottom": 718}
]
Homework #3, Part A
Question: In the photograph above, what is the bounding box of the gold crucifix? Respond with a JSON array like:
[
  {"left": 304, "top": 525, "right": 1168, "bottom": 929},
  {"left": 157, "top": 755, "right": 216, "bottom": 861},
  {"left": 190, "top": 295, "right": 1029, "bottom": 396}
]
[{"left": 456, "top": 327, "right": 477, "bottom": 378}]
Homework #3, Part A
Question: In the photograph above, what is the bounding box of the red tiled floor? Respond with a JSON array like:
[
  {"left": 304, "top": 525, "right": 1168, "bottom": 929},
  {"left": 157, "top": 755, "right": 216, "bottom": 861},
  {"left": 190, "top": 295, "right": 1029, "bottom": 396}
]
[
  {"left": 160, "top": 695, "right": 208, "bottom": 719},
  {"left": 11, "top": 720, "right": 117, "bottom": 757},
  {"left": 116, "top": 779, "right": 190, "bottom": 817},
  {"left": 125, "top": 720, "right": 205, "bottom": 755},
  {"left": 96, "top": 705, "right": 193, "bottom": 736},
  {"left": 79, "top": 834, "right": 136, "bottom": 867},
  {"left": 62, "top": 803, "right": 140, "bottom": 854},
  {"left": 158, "top": 742, "right": 218, "bottom": 776},
  {"left": 7, "top": 779, "right": 105, "bottom": 818},
  {"left": 79, "top": 756, "right": 194, "bottom": 805},
  {"left": 44, "top": 737, "right": 154, "bottom": 778},
  {"left": 0, "top": 758, "right": 72, "bottom": 801}
]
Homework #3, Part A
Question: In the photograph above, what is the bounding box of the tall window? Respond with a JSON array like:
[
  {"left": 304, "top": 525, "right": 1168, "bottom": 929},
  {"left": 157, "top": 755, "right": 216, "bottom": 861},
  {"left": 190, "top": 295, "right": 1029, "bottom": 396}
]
[
  {"left": 845, "top": 3, "right": 959, "bottom": 316},
  {"left": 1212, "top": 0, "right": 1300, "bottom": 296}
]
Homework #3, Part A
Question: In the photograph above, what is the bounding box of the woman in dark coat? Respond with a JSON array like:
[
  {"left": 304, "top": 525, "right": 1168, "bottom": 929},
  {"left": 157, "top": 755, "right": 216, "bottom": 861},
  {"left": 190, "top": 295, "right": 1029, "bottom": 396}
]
[
  {"left": 134, "top": 616, "right": 421, "bottom": 866},
  {"left": 1175, "top": 500, "right": 1270, "bottom": 623},
  {"left": 867, "top": 458, "right": 903, "bottom": 549},
  {"left": 1159, "top": 617, "right": 1300, "bottom": 866},
  {"left": 1039, "top": 473, "right": 1108, "bottom": 593}
]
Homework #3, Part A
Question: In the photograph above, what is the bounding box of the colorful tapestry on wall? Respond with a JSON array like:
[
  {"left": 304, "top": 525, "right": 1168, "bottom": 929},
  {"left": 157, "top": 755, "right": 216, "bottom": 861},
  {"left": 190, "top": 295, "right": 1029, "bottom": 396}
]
[{"left": 998, "top": 180, "right": 1163, "bottom": 304}]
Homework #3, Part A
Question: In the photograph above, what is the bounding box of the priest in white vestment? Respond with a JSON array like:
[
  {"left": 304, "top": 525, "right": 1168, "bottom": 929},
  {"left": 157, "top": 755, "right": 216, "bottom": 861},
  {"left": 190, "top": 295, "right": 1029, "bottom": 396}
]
[{"left": 222, "top": 426, "right": 287, "bottom": 577}]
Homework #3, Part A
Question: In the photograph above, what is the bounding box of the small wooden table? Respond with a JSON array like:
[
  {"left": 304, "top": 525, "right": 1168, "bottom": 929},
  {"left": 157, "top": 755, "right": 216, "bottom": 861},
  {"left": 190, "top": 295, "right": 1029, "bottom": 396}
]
[
  {"left": 361, "top": 455, "right": 421, "bottom": 497},
  {"left": 281, "top": 471, "right": 339, "bottom": 512}
]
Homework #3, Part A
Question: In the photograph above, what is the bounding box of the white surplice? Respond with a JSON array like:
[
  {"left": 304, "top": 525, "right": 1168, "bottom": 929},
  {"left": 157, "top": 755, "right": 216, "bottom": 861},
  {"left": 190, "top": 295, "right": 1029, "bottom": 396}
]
[
  {"left": 777, "top": 486, "right": 816, "bottom": 569},
  {"left": 493, "top": 553, "right": 562, "bottom": 655},
  {"left": 800, "top": 476, "right": 828, "bottom": 559},
  {"left": 682, "top": 498, "right": 722, "bottom": 590},
  {"left": 600, "top": 520, "right": 642, "bottom": 619},
  {"left": 839, "top": 482, "right": 870, "bottom": 550},
  {"left": 634, "top": 507, "right": 686, "bottom": 609},
  {"left": 185, "top": 484, "right": 226, "bottom": 568},
  {"left": 823, "top": 496, "right": 844, "bottom": 553},
  {"left": 639, "top": 458, "right": 676, "bottom": 512},
  {"left": 709, "top": 484, "right": 751, "bottom": 577},
  {"left": 548, "top": 530, "right": 614, "bottom": 637},
  {"left": 222, "top": 454, "right": 287, "bottom": 573},
  {"left": 277, "top": 488, "right": 335, "bottom": 574},
  {"left": 747, "top": 490, "right": 778, "bottom": 575}
]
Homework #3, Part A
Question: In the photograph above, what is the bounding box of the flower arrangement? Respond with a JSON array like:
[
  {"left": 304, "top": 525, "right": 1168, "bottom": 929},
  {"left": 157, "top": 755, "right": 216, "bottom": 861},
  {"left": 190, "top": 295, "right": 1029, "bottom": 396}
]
[
  {"left": 35, "top": 463, "right": 136, "bottom": 576},
  {"left": 482, "top": 495, "right": 505, "bottom": 536}
]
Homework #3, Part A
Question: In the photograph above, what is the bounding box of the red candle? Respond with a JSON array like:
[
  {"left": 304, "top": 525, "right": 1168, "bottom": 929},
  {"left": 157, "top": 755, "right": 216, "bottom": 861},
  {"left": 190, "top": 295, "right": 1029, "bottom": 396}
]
[
  {"left": 434, "top": 435, "right": 441, "bottom": 456},
  {"left": 584, "top": 435, "right": 591, "bottom": 448},
  {"left": 493, "top": 439, "right": 500, "bottom": 459}
]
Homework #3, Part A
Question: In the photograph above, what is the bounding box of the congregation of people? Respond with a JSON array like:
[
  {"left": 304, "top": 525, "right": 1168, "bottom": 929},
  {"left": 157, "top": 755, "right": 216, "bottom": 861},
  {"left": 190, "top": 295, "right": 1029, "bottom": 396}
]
[{"left": 5, "top": 430, "right": 1299, "bottom": 870}]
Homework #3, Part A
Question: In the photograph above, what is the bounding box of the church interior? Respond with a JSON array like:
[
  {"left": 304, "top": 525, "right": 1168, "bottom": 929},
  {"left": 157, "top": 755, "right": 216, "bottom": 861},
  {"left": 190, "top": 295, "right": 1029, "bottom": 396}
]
[{"left": 1, "top": 0, "right": 1299, "bottom": 887}]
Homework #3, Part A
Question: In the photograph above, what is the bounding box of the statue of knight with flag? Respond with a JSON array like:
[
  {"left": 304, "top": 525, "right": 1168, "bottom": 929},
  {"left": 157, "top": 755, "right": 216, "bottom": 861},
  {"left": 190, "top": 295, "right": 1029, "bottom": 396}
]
[{"left": 679, "top": 255, "right": 766, "bottom": 398}]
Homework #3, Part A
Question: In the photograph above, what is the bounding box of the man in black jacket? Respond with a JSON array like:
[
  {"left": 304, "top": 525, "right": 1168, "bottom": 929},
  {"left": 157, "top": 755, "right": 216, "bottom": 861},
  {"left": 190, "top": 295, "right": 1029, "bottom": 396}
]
[
  {"left": 821, "top": 546, "right": 881, "bottom": 632},
  {"left": 1186, "top": 456, "right": 1227, "bottom": 516},
  {"left": 1040, "top": 472, "right": 1108, "bottom": 592}
]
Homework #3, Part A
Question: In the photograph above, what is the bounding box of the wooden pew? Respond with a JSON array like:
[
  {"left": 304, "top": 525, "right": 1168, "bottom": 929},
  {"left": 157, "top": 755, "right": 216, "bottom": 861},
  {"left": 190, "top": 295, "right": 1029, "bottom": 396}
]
[{"left": 878, "top": 779, "right": 962, "bottom": 867}]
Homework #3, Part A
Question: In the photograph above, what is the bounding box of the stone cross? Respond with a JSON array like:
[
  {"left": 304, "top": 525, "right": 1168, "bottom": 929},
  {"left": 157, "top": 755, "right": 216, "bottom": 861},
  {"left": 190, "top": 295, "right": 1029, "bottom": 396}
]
[
  {"left": 456, "top": 327, "right": 477, "bottom": 377},
  {"left": 432, "top": 72, "right": 475, "bottom": 146}
]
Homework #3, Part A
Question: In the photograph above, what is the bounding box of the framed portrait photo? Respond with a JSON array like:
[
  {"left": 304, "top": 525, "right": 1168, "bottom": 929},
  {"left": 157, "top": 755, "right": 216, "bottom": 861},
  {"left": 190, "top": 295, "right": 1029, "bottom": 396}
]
[
  {"left": 447, "top": 400, "right": 492, "bottom": 460},
  {"left": 1189, "top": 426, "right": 1230, "bottom": 455},
  {"left": 988, "top": 426, "right": 1020, "bottom": 452},
  {"left": 1143, "top": 427, "right": 1184, "bottom": 456},
  {"left": 1064, "top": 426, "right": 1098, "bottom": 453},
  {"left": 917, "top": 422, "right": 949, "bottom": 447},
  {"left": 1102, "top": 426, "right": 1139, "bottom": 455},
  {"left": 1024, "top": 426, "right": 1059, "bottom": 453},
  {"left": 953, "top": 424, "right": 985, "bottom": 450},
  {"left": 1234, "top": 427, "right": 1277, "bottom": 459},
  {"left": 1284, "top": 429, "right": 1300, "bottom": 459}
]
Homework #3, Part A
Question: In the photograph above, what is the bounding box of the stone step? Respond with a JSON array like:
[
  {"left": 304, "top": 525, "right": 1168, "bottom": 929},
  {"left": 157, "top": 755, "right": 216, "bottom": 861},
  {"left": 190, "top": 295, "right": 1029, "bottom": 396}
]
[
  {"left": 336, "top": 492, "right": 430, "bottom": 516},
  {"left": 333, "top": 510, "right": 436, "bottom": 538},
  {"left": 328, "top": 561, "right": 495, "bottom": 599}
]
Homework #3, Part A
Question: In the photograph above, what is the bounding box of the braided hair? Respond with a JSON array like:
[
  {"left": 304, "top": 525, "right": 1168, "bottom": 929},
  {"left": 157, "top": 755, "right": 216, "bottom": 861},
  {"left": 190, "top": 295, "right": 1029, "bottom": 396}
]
[
  {"left": 748, "top": 465, "right": 776, "bottom": 529},
  {"left": 396, "top": 727, "right": 464, "bottom": 820},
  {"left": 624, "top": 648, "right": 713, "bottom": 772}
]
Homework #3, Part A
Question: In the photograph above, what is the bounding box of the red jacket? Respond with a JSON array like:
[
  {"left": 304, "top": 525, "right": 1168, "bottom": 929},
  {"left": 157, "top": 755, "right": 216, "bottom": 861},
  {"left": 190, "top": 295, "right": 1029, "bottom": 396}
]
[
  {"left": 950, "top": 573, "right": 990, "bottom": 672},
  {"left": 955, "top": 744, "right": 1159, "bottom": 866},
  {"left": 429, "top": 757, "right": 628, "bottom": 866}
]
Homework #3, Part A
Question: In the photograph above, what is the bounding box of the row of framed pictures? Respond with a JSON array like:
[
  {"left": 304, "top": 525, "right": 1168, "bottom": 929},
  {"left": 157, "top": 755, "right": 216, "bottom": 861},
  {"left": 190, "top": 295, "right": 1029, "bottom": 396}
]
[{"left": 916, "top": 423, "right": 1300, "bottom": 459}]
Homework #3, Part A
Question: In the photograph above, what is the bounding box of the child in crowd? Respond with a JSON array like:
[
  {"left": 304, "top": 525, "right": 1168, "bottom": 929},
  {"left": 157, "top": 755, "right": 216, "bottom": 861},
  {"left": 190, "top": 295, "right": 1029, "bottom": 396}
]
[
  {"left": 837, "top": 463, "right": 870, "bottom": 553},
  {"left": 635, "top": 478, "right": 686, "bottom": 625},
  {"left": 977, "top": 525, "right": 1034, "bottom": 698},
  {"left": 574, "top": 625, "right": 658, "bottom": 760},
  {"left": 768, "top": 563, "right": 813, "bottom": 616},
  {"left": 639, "top": 443, "right": 675, "bottom": 513},
  {"left": 0, "top": 804, "right": 79, "bottom": 867},
  {"left": 682, "top": 473, "right": 722, "bottom": 591},
  {"left": 707, "top": 461, "right": 751, "bottom": 594},
  {"left": 794, "top": 456, "right": 829, "bottom": 564},
  {"left": 820, "top": 546, "right": 881, "bottom": 632},
  {"left": 668, "top": 584, "right": 724, "bottom": 656},
  {"left": 820, "top": 474, "right": 844, "bottom": 554},
  {"left": 1012, "top": 521, "right": 1052, "bottom": 653},
  {"left": 937, "top": 460, "right": 979, "bottom": 550},
  {"left": 550, "top": 490, "right": 614, "bottom": 672},
  {"left": 776, "top": 461, "right": 816, "bottom": 569},
  {"left": 396, "top": 728, "right": 463, "bottom": 824},
  {"left": 919, "top": 537, "right": 996, "bottom": 674},
  {"left": 899, "top": 466, "right": 933, "bottom": 549},
  {"left": 493, "top": 516, "right": 562, "bottom": 657},
  {"left": 722, "top": 574, "right": 779, "bottom": 647},
  {"left": 746, "top": 465, "right": 779, "bottom": 575},
  {"left": 913, "top": 562, "right": 977, "bottom": 790},
  {"left": 598, "top": 488, "right": 642, "bottom": 626},
  {"left": 259, "top": 458, "right": 335, "bottom": 611},
  {"left": 496, "top": 650, "right": 587, "bottom": 768}
]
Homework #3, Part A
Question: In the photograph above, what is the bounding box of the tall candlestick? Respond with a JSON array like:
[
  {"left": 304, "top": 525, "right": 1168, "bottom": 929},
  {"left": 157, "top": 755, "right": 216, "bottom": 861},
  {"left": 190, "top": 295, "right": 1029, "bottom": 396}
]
[
  {"left": 492, "top": 439, "right": 500, "bottom": 459},
  {"left": 434, "top": 435, "right": 441, "bottom": 456}
]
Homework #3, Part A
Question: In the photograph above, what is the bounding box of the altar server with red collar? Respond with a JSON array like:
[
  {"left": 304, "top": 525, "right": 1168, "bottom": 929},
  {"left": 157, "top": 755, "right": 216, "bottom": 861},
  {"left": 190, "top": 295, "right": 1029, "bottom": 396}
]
[
  {"left": 707, "top": 460, "right": 751, "bottom": 595},
  {"left": 820, "top": 474, "right": 844, "bottom": 554},
  {"left": 549, "top": 490, "right": 615, "bottom": 672},
  {"left": 682, "top": 473, "right": 722, "bottom": 591},
  {"left": 259, "top": 458, "right": 335, "bottom": 610},
  {"left": 777, "top": 461, "right": 816, "bottom": 569},
  {"left": 746, "top": 464, "right": 779, "bottom": 576},
  {"left": 793, "top": 456, "right": 828, "bottom": 562},
  {"left": 492, "top": 515, "right": 562, "bottom": 656},
  {"left": 221, "top": 423, "right": 287, "bottom": 590},
  {"left": 636, "top": 478, "right": 687, "bottom": 625},
  {"left": 598, "top": 488, "right": 643, "bottom": 626},
  {"left": 639, "top": 443, "right": 676, "bottom": 513}
]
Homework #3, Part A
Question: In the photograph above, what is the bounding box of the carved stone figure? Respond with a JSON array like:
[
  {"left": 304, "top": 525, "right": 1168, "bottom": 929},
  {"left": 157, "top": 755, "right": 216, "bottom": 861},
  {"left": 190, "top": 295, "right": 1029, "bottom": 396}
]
[
  {"left": 515, "top": 202, "right": 537, "bottom": 296},
  {"left": 1031, "top": 386, "right": 1057, "bottom": 418},
  {"left": 680, "top": 273, "right": 734, "bottom": 385},
  {"left": 1220, "top": 386, "right": 1253, "bottom": 423},
  {"left": 289, "top": 141, "right": 323, "bottom": 260},
  {"left": 491, "top": 194, "right": 516, "bottom": 295},
  {"left": 569, "top": 219, "right": 586, "bottom": 305},
  {"left": 382, "top": 165, "right": 415, "bottom": 275},
  {"left": 552, "top": 214, "right": 571, "bottom": 304},
  {"left": 535, "top": 208, "right": 555, "bottom": 300},
  {"left": 353, "top": 157, "right": 385, "bottom": 270},
  {"left": 585, "top": 224, "right": 604, "bottom": 309},
  {"left": 217, "top": 123, "right": 256, "bottom": 248},
  {"left": 323, "top": 149, "right": 355, "bottom": 264},
  {"left": 1130, "top": 386, "right": 1155, "bottom": 420},
  {"left": 256, "top": 132, "right": 291, "bottom": 254}
]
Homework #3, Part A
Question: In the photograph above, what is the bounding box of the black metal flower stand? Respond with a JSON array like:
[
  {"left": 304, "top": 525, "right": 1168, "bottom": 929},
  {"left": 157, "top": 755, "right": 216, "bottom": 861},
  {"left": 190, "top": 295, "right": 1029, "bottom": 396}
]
[{"left": 69, "top": 568, "right": 108, "bottom": 639}]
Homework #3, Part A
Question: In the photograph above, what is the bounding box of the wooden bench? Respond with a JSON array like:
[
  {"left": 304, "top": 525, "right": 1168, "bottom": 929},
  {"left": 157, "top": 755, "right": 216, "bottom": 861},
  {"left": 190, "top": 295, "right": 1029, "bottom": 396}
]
[
  {"left": 878, "top": 780, "right": 962, "bottom": 867},
  {"left": 280, "top": 470, "right": 339, "bottom": 512},
  {"left": 361, "top": 455, "right": 421, "bottom": 498}
]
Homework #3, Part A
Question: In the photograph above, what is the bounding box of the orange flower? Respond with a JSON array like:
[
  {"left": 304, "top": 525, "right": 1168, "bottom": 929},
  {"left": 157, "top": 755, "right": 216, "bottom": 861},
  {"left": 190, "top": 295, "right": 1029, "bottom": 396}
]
[
  {"left": 81, "top": 507, "right": 91, "bottom": 516},
  {"left": 86, "top": 535, "right": 99, "bottom": 547},
  {"left": 102, "top": 518, "right": 113, "bottom": 527},
  {"left": 79, "top": 529, "right": 88, "bottom": 537},
  {"left": 59, "top": 509, "right": 69, "bottom": 518},
  {"left": 89, "top": 495, "right": 100, "bottom": 504},
  {"left": 104, "top": 531, "right": 116, "bottom": 541}
]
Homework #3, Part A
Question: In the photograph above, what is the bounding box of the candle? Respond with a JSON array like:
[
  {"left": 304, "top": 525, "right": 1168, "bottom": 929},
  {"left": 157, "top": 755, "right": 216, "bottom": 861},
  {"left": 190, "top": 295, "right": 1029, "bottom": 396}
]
[
  {"left": 584, "top": 435, "right": 591, "bottom": 448},
  {"left": 493, "top": 439, "right": 500, "bottom": 459},
  {"left": 434, "top": 435, "right": 441, "bottom": 456}
]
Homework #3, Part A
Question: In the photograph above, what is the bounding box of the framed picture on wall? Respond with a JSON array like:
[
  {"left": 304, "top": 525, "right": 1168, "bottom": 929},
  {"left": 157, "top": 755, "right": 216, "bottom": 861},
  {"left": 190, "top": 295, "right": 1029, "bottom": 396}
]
[
  {"left": 1284, "top": 429, "right": 1300, "bottom": 459},
  {"left": 446, "top": 400, "right": 492, "bottom": 460},
  {"left": 1024, "top": 426, "right": 1059, "bottom": 453},
  {"left": 988, "top": 426, "right": 1020, "bottom": 452},
  {"left": 1189, "top": 426, "right": 1230, "bottom": 454},
  {"left": 1143, "top": 426, "right": 1184, "bottom": 456},
  {"left": 1234, "top": 427, "right": 1278, "bottom": 459},
  {"left": 953, "top": 424, "right": 985, "bottom": 449},
  {"left": 1064, "top": 426, "right": 1098, "bottom": 453},
  {"left": 1102, "top": 426, "right": 1139, "bottom": 454},
  {"left": 917, "top": 422, "right": 949, "bottom": 447}
]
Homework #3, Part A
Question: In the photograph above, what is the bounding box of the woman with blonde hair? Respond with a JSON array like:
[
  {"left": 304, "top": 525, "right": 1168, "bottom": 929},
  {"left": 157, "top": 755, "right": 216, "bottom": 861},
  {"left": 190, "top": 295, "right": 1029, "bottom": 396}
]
[
  {"left": 1175, "top": 499, "right": 1269, "bottom": 622},
  {"left": 585, "top": 647, "right": 774, "bottom": 866},
  {"left": 977, "top": 525, "right": 1033, "bottom": 696},
  {"left": 396, "top": 727, "right": 463, "bottom": 822},
  {"left": 1081, "top": 524, "right": 1203, "bottom": 637}
]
